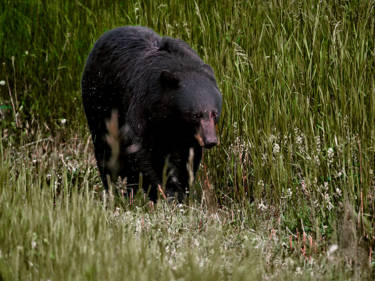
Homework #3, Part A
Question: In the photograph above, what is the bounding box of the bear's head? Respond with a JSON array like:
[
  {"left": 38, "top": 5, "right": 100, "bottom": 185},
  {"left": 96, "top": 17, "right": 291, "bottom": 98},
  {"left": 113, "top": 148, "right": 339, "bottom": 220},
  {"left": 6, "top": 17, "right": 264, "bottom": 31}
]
[{"left": 160, "top": 66, "right": 222, "bottom": 149}]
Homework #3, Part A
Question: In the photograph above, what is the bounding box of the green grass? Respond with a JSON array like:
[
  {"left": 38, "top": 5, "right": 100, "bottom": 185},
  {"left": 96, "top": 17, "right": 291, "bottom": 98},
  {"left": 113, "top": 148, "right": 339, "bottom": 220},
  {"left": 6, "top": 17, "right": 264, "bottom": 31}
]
[
  {"left": 0, "top": 138, "right": 361, "bottom": 280},
  {"left": 1, "top": 0, "right": 375, "bottom": 279}
]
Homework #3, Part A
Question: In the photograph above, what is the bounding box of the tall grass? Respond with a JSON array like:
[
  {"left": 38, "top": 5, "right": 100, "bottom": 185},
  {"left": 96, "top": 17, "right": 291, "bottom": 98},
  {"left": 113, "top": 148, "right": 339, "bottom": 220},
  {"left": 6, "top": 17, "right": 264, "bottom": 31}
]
[
  {"left": 0, "top": 137, "right": 361, "bottom": 280},
  {"left": 1, "top": 0, "right": 375, "bottom": 279}
]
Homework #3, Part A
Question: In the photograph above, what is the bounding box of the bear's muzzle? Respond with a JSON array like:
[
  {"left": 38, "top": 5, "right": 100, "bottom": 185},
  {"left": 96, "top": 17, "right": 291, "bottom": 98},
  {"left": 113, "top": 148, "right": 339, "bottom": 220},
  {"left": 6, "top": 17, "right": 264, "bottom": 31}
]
[{"left": 195, "top": 117, "right": 218, "bottom": 149}]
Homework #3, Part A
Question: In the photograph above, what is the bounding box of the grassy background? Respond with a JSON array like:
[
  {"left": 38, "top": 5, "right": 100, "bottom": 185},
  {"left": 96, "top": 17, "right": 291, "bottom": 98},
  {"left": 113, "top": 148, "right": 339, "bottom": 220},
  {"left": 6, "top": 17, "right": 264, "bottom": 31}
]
[{"left": 1, "top": 0, "right": 375, "bottom": 279}]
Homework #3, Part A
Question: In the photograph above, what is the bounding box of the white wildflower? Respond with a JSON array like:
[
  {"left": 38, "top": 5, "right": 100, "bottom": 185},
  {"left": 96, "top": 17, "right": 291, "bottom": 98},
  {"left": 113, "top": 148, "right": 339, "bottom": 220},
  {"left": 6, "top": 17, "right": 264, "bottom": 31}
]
[
  {"left": 312, "top": 199, "right": 319, "bottom": 207},
  {"left": 314, "top": 155, "right": 320, "bottom": 166},
  {"left": 327, "top": 147, "right": 334, "bottom": 164},
  {"left": 296, "top": 135, "right": 303, "bottom": 146},
  {"left": 60, "top": 118, "right": 67, "bottom": 124},
  {"left": 193, "top": 238, "right": 200, "bottom": 247},
  {"left": 324, "top": 192, "right": 330, "bottom": 201},
  {"left": 269, "top": 134, "right": 277, "bottom": 142},
  {"left": 324, "top": 192, "right": 334, "bottom": 210},
  {"left": 113, "top": 207, "right": 120, "bottom": 217},
  {"left": 177, "top": 204, "right": 186, "bottom": 214},
  {"left": 327, "top": 201, "right": 334, "bottom": 210},
  {"left": 336, "top": 188, "right": 342, "bottom": 197},
  {"left": 301, "top": 180, "right": 308, "bottom": 194},
  {"left": 261, "top": 153, "right": 267, "bottom": 166},
  {"left": 336, "top": 170, "right": 342, "bottom": 178},
  {"left": 327, "top": 244, "right": 338, "bottom": 258},
  {"left": 283, "top": 134, "right": 289, "bottom": 146},
  {"left": 0, "top": 80, "right": 5, "bottom": 86},
  {"left": 257, "top": 180, "right": 264, "bottom": 188},
  {"left": 273, "top": 142, "right": 280, "bottom": 154},
  {"left": 286, "top": 188, "right": 292, "bottom": 198},
  {"left": 258, "top": 200, "right": 267, "bottom": 210},
  {"left": 315, "top": 135, "right": 321, "bottom": 152}
]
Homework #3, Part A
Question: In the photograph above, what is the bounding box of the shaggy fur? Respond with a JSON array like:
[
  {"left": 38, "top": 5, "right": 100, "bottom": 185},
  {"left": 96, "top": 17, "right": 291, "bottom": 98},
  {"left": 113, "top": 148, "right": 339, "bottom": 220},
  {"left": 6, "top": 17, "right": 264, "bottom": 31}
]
[{"left": 82, "top": 26, "right": 222, "bottom": 201}]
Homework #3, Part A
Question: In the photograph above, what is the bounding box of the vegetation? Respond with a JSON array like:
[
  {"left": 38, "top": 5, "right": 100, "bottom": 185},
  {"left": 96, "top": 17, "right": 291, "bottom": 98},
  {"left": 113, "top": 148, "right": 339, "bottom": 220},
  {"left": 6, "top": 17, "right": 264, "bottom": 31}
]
[{"left": 1, "top": 0, "right": 375, "bottom": 279}]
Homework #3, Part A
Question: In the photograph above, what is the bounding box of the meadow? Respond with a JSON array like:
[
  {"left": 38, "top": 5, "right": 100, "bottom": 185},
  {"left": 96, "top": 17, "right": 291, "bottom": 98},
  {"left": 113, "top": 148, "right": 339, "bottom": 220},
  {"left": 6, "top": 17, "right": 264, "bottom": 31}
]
[{"left": 1, "top": 0, "right": 375, "bottom": 280}]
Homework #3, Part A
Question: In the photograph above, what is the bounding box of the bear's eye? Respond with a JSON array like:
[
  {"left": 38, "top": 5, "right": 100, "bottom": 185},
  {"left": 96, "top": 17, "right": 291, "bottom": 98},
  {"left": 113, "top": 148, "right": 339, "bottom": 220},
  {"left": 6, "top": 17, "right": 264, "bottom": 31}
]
[{"left": 192, "top": 113, "right": 202, "bottom": 120}]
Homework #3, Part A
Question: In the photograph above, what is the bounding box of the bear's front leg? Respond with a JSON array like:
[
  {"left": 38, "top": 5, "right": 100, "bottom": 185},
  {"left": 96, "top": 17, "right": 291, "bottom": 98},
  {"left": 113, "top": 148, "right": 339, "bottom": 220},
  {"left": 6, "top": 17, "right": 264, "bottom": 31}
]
[
  {"left": 133, "top": 147, "right": 163, "bottom": 201},
  {"left": 164, "top": 145, "right": 203, "bottom": 202}
]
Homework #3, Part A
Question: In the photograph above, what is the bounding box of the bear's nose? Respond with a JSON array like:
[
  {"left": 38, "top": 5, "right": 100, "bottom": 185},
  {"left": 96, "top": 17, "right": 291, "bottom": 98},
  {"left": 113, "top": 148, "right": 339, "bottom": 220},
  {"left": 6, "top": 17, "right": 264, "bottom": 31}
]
[
  {"left": 203, "top": 137, "right": 217, "bottom": 149},
  {"left": 196, "top": 118, "right": 218, "bottom": 149}
]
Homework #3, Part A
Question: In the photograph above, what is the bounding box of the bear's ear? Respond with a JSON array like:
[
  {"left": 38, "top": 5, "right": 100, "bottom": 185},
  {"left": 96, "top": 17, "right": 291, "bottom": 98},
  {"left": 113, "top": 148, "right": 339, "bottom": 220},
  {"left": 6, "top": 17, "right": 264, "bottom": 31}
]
[
  {"left": 159, "top": 37, "right": 176, "bottom": 53},
  {"left": 160, "top": 70, "right": 179, "bottom": 89},
  {"left": 159, "top": 38, "right": 171, "bottom": 52}
]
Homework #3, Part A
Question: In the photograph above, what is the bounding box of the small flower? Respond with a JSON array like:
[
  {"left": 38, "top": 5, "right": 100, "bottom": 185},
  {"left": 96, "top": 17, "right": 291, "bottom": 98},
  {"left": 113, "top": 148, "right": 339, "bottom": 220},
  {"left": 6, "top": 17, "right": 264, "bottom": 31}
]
[
  {"left": 273, "top": 143, "right": 280, "bottom": 154},
  {"left": 324, "top": 192, "right": 330, "bottom": 201},
  {"left": 296, "top": 135, "right": 303, "bottom": 146},
  {"left": 301, "top": 180, "right": 308, "bottom": 195},
  {"left": 269, "top": 134, "right": 277, "bottom": 142},
  {"left": 261, "top": 154, "right": 267, "bottom": 166},
  {"left": 0, "top": 80, "right": 5, "bottom": 86},
  {"left": 336, "top": 188, "right": 342, "bottom": 197},
  {"left": 113, "top": 207, "right": 120, "bottom": 217},
  {"left": 60, "top": 118, "right": 66, "bottom": 124},
  {"left": 324, "top": 192, "right": 334, "bottom": 210},
  {"left": 315, "top": 136, "right": 321, "bottom": 152},
  {"left": 314, "top": 155, "right": 320, "bottom": 165},
  {"left": 257, "top": 180, "right": 264, "bottom": 188},
  {"left": 286, "top": 188, "right": 292, "bottom": 198},
  {"left": 327, "top": 201, "right": 334, "bottom": 210},
  {"left": 258, "top": 200, "right": 267, "bottom": 210},
  {"left": 327, "top": 147, "right": 334, "bottom": 164},
  {"left": 25, "top": 50, "right": 29, "bottom": 55},
  {"left": 327, "top": 244, "right": 338, "bottom": 257}
]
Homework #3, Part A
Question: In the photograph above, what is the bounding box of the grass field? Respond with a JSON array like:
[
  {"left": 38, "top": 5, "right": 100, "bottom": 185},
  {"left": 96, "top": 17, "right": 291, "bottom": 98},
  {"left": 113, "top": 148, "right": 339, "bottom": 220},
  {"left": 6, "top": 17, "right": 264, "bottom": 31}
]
[{"left": 1, "top": 0, "right": 375, "bottom": 280}]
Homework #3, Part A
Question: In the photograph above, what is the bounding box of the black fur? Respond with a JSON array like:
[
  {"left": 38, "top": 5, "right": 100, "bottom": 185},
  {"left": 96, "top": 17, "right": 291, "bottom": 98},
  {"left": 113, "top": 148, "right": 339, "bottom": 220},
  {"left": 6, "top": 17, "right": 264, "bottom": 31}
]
[{"left": 82, "top": 26, "right": 222, "bottom": 201}]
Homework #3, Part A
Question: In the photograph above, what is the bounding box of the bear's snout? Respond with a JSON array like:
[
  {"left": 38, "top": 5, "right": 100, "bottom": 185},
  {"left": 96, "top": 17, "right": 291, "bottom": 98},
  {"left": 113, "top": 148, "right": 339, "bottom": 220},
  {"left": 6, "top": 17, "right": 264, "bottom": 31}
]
[{"left": 195, "top": 118, "right": 218, "bottom": 149}]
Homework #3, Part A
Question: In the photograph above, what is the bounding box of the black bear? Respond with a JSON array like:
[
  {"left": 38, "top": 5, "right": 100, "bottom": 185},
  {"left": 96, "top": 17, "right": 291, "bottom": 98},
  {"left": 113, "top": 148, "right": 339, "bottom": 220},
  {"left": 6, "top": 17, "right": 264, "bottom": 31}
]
[{"left": 82, "top": 26, "right": 222, "bottom": 201}]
